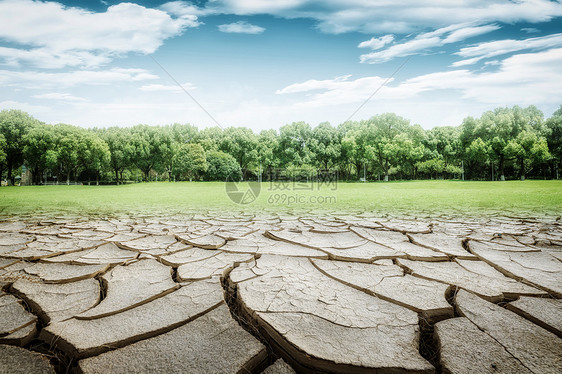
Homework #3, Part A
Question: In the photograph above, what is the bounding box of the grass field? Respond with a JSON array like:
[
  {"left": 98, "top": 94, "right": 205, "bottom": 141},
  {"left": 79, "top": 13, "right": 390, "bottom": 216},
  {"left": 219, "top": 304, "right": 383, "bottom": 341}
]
[{"left": 1, "top": 180, "right": 561, "bottom": 217}]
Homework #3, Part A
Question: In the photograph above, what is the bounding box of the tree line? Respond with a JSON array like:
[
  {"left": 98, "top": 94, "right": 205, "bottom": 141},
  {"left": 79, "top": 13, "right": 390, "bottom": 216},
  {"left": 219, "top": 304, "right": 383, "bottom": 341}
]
[{"left": 0, "top": 105, "right": 560, "bottom": 185}]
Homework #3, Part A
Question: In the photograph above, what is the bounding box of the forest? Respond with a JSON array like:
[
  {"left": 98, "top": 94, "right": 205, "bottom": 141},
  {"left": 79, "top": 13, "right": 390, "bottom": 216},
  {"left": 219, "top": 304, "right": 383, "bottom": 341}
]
[{"left": 0, "top": 105, "right": 560, "bottom": 185}]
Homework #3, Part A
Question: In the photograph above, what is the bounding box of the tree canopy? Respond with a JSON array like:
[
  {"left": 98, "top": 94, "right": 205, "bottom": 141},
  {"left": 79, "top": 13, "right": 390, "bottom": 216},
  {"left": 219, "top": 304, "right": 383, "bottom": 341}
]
[{"left": 1, "top": 105, "right": 560, "bottom": 185}]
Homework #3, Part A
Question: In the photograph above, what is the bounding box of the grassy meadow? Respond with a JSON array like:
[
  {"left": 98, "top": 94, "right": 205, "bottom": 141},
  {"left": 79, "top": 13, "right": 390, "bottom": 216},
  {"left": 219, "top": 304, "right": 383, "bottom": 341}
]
[{"left": 1, "top": 180, "right": 561, "bottom": 217}]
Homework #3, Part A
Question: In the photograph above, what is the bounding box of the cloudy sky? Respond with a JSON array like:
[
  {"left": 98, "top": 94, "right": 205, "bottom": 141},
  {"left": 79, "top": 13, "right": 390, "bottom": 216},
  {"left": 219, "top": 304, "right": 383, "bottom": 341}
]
[{"left": 1, "top": 0, "right": 561, "bottom": 130}]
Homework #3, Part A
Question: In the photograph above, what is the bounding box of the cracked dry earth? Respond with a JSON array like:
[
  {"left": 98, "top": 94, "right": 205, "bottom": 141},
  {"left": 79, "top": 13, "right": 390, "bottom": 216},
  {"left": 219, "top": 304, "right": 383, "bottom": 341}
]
[{"left": 0, "top": 213, "right": 561, "bottom": 374}]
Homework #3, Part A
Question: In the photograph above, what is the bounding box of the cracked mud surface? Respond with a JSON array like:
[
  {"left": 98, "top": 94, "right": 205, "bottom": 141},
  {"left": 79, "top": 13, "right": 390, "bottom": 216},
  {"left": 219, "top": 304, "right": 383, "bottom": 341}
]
[{"left": 0, "top": 212, "right": 561, "bottom": 373}]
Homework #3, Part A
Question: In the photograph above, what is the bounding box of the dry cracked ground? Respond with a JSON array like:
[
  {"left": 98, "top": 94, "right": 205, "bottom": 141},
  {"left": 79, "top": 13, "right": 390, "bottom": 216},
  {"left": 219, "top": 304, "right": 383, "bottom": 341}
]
[{"left": 0, "top": 212, "right": 561, "bottom": 373}]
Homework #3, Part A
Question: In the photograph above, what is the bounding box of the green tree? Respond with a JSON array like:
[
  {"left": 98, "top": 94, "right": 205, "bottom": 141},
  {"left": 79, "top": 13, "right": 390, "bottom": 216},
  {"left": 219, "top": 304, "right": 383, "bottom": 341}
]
[
  {"left": 425, "top": 126, "right": 461, "bottom": 176},
  {"left": 505, "top": 130, "right": 550, "bottom": 180},
  {"left": 477, "top": 108, "right": 515, "bottom": 180},
  {"left": 77, "top": 132, "right": 111, "bottom": 185},
  {"left": 52, "top": 124, "right": 83, "bottom": 184},
  {"left": 130, "top": 125, "right": 168, "bottom": 181},
  {"left": 445, "top": 163, "right": 463, "bottom": 176},
  {"left": 546, "top": 106, "right": 562, "bottom": 179},
  {"left": 0, "top": 110, "right": 40, "bottom": 185},
  {"left": 256, "top": 129, "right": 279, "bottom": 179},
  {"left": 2, "top": 104, "right": 560, "bottom": 184},
  {"left": 0, "top": 134, "right": 7, "bottom": 179},
  {"left": 220, "top": 127, "right": 258, "bottom": 178},
  {"left": 277, "top": 122, "right": 314, "bottom": 167},
  {"left": 205, "top": 151, "right": 242, "bottom": 181},
  {"left": 23, "top": 124, "right": 58, "bottom": 184},
  {"left": 337, "top": 121, "right": 363, "bottom": 179},
  {"left": 391, "top": 131, "right": 425, "bottom": 179},
  {"left": 416, "top": 158, "right": 445, "bottom": 179},
  {"left": 472, "top": 106, "right": 544, "bottom": 180},
  {"left": 513, "top": 105, "right": 547, "bottom": 136},
  {"left": 173, "top": 143, "right": 207, "bottom": 181},
  {"left": 168, "top": 123, "right": 199, "bottom": 144},
  {"left": 157, "top": 127, "right": 176, "bottom": 181},
  {"left": 361, "top": 113, "right": 411, "bottom": 181},
  {"left": 310, "top": 122, "right": 341, "bottom": 169},
  {"left": 197, "top": 127, "right": 224, "bottom": 153},
  {"left": 102, "top": 127, "right": 134, "bottom": 184},
  {"left": 340, "top": 134, "right": 360, "bottom": 180},
  {"left": 465, "top": 137, "right": 491, "bottom": 180}
]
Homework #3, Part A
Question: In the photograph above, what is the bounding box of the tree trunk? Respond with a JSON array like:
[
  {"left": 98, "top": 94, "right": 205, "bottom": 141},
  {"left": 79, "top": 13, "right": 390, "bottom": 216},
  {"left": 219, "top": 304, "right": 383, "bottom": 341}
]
[
  {"left": 29, "top": 167, "right": 35, "bottom": 185},
  {"left": 499, "top": 154, "right": 505, "bottom": 181},
  {"left": 384, "top": 160, "right": 389, "bottom": 182},
  {"left": 66, "top": 171, "right": 70, "bottom": 185},
  {"left": 7, "top": 160, "right": 12, "bottom": 186},
  {"left": 115, "top": 169, "right": 119, "bottom": 185},
  {"left": 520, "top": 157, "right": 525, "bottom": 181},
  {"left": 96, "top": 172, "right": 99, "bottom": 186}
]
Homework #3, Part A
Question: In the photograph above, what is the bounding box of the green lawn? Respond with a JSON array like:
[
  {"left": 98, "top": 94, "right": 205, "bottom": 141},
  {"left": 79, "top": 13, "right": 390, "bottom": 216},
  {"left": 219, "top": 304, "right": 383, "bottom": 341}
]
[{"left": 1, "top": 180, "right": 561, "bottom": 217}]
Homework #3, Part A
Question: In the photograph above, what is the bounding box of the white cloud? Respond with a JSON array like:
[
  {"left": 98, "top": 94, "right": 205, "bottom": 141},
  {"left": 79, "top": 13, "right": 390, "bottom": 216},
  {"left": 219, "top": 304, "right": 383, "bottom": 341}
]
[
  {"left": 278, "top": 48, "right": 562, "bottom": 107},
  {"left": 450, "top": 57, "right": 483, "bottom": 67},
  {"left": 360, "top": 23, "right": 500, "bottom": 64},
  {"left": 0, "top": 47, "right": 111, "bottom": 69},
  {"left": 12, "top": 99, "right": 224, "bottom": 129},
  {"left": 443, "top": 25, "right": 500, "bottom": 44},
  {"left": 4, "top": 49, "right": 561, "bottom": 130},
  {"left": 0, "top": 68, "right": 158, "bottom": 88},
  {"left": 360, "top": 36, "right": 442, "bottom": 63},
  {"left": 159, "top": 1, "right": 213, "bottom": 17},
  {"left": 276, "top": 75, "right": 353, "bottom": 94},
  {"left": 521, "top": 27, "right": 540, "bottom": 33},
  {"left": 32, "top": 93, "right": 89, "bottom": 102},
  {"left": 358, "top": 35, "right": 394, "bottom": 50},
  {"left": 218, "top": 21, "right": 265, "bottom": 34},
  {"left": 402, "top": 48, "right": 562, "bottom": 104},
  {"left": 139, "top": 82, "right": 196, "bottom": 92},
  {"left": 452, "top": 32, "right": 562, "bottom": 65},
  {"left": 205, "top": 0, "right": 305, "bottom": 16},
  {"left": 276, "top": 75, "right": 396, "bottom": 106},
  {"left": 163, "top": 0, "right": 562, "bottom": 34},
  {"left": 0, "top": 0, "right": 199, "bottom": 68},
  {"left": 0, "top": 100, "right": 52, "bottom": 115}
]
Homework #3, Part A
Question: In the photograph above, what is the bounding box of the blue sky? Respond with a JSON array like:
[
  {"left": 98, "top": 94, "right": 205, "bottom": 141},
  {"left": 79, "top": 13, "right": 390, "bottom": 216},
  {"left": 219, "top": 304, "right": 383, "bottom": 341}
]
[{"left": 1, "top": 0, "right": 561, "bottom": 130}]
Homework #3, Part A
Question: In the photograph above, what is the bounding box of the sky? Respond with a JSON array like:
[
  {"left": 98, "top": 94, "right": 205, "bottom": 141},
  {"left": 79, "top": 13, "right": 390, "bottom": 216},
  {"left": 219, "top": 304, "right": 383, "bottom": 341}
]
[{"left": 0, "top": 0, "right": 561, "bottom": 131}]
